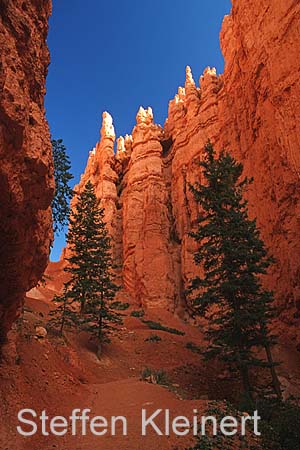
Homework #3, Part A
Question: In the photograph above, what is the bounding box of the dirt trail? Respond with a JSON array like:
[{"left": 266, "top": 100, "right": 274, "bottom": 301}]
[
  {"left": 48, "top": 379, "right": 203, "bottom": 450},
  {"left": 1, "top": 289, "right": 300, "bottom": 450},
  {"left": 1, "top": 294, "right": 209, "bottom": 450}
]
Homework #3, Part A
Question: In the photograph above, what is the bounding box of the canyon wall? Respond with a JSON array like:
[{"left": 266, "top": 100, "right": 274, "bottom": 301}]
[
  {"left": 72, "top": 0, "right": 300, "bottom": 318},
  {"left": 0, "top": 0, "right": 53, "bottom": 334}
]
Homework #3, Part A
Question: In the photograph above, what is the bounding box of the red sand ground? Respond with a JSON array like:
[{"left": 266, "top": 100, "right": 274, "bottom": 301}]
[{"left": 1, "top": 279, "right": 299, "bottom": 450}]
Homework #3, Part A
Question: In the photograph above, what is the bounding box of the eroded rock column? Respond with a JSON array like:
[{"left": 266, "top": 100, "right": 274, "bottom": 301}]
[{"left": 122, "top": 107, "right": 178, "bottom": 308}]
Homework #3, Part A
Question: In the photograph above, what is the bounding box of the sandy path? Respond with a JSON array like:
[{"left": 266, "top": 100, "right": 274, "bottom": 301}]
[
  {"left": 2, "top": 294, "right": 299, "bottom": 450},
  {"left": 52, "top": 379, "right": 203, "bottom": 450}
]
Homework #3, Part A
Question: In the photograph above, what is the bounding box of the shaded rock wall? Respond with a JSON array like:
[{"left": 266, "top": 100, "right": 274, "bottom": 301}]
[
  {"left": 72, "top": 0, "right": 300, "bottom": 316},
  {"left": 219, "top": 0, "right": 300, "bottom": 312},
  {"left": 0, "top": 0, "right": 53, "bottom": 333}
]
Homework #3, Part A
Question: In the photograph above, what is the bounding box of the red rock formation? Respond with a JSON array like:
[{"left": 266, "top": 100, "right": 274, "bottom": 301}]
[
  {"left": 0, "top": 0, "right": 53, "bottom": 334},
  {"left": 68, "top": 0, "right": 300, "bottom": 321},
  {"left": 69, "top": 112, "right": 119, "bottom": 258},
  {"left": 121, "top": 107, "right": 180, "bottom": 308},
  {"left": 219, "top": 0, "right": 300, "bottom": 314}
]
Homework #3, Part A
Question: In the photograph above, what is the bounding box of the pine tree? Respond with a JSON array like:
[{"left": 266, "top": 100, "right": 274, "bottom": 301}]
[
  {"left": 64, "top": 181, "right": 121, "bottom": 356},
  {"left": 48, "top": 282, "right": 78, "bottom": 336},
  {"left": 187, "top": 141, "right": 281, "bottom": 400},
  {"left": 52, "top": 139, "right": 74, "bottom": 235}
]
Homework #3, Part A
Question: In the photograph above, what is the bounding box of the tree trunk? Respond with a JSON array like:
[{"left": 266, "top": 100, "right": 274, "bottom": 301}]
[
  {"left": 240, "top": 365, "right": 253, "bottom": 402},
  {"left": 60, "top": 299, "right": 67, "bottom": 336},
  {"left": 264, "top": 343, "right": 282, "bottom": 400},
  {"left": 59, "top": 316, "right": 65, "bottom": 336},
  {"left": 96, "top": 305, "right": 103, "bottom": 359},
  {"left": 236, "top": 325, "right": 253, "bottom": 402},
  {"left": 96, "top": 342, "right": 102, "bottom": 359},
  {"left": 80, "top": 296, "right": 85, "bottom": 315}
]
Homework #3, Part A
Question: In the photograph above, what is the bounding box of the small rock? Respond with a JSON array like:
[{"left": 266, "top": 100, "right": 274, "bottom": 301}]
[{"left": 35, "top": 326, "right": 47, "bottom": 339}]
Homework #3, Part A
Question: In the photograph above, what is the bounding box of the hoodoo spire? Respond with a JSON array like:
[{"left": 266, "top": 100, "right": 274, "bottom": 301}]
[
  {"left": 185, "top": 65, "right": 196, "bottom": 87},
  {"left": 101, "top": 111, "right": 115, "bottom": 140},
  {"left": 136, "top": 106, "right": 154, "bottom": 125}
]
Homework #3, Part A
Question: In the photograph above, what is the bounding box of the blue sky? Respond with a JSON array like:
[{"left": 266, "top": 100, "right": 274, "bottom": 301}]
[{"left": 46, "top": 0, "right": 231, "bottom": 261}]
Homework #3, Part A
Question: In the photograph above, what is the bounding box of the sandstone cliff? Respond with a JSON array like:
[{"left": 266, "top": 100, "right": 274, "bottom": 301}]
[
  {"left": 0, "top": 0, "right": 53, "bottom": 335},
  {"left": 71, "top": 0, "right": 300, "bottom": 322}
]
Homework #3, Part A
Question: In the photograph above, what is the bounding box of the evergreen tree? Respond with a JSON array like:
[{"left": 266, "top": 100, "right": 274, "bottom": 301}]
[
  {"left": 48, "top": 283, "right": 78, "bottom": 336},
  {"left": 52, "top": 139, "right": 74, "bottom": 235},
  {"left": 62, "top": 181, "right": 121, "bottom": 356},
  {"left": 187, "top": 142, "right": 281, "bottom": 400}
]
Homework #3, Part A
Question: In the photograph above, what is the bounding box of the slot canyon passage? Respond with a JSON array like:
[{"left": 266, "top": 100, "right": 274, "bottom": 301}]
[{"left": 0, "top": 0, "right": 300, "bottom": 449}]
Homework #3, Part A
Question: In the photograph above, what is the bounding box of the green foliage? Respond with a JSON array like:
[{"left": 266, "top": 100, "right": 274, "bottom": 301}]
[
  {"left": 142, "top": 319, "right": 185, "bottom": 336},
  {"left": 186, "top": 401, "right": 259, "bottom": 450},
  {"left": 110, "top": 301, "right": 130, "bottom": 311},
  {"left": 141, "top": 367, "right": 169, "bottom": 385},
  {"left": 48, "top": 290, "right": 78, "bottom": 336},
  {"left": 130, "top": 309, "right": 145, "bottom": 318},
  {"left": 187, "top": 141, "right": 281, "bottom": 399},
  {"left": 141, "top": 367, "right": 153, "bottom": 379},
  {"left": 50, "top": 181, "right": 121, "bottom": 354},
  {"left": 51, "top": 139, "right": 74, "bottom": 235},
  {"left": 145, "top": 334, "right": 162, "bottom": 342},
  {"left": 254, "top": 398, "right": 300, "bottom": 450},
  {"left": 186, "top": 341, "right": 202, "bottom": 354}
]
